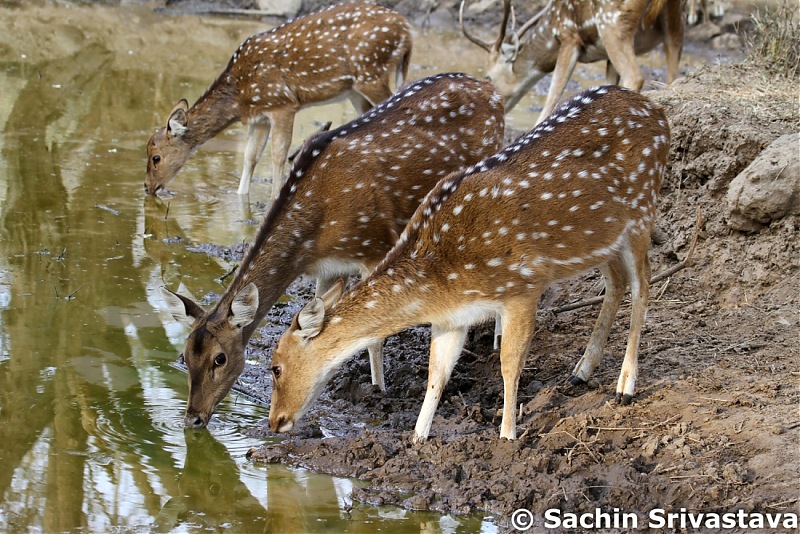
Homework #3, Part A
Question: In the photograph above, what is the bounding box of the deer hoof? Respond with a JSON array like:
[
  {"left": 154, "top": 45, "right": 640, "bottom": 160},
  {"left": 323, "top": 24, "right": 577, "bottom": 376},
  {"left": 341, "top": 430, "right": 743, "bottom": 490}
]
[
  {"left": 615, "top": 392, "right": 634, "bottom": 405},
  {"left": 568, "top": 375, "right": 586, "bottom": 386}
]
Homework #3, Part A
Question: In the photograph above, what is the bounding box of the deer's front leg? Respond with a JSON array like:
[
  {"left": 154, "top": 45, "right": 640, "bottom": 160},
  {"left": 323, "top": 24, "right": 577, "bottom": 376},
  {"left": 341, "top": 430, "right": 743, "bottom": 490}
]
[
  {"left": 497, "top": 299, "right": 538, "bottom": 440},
  {"left": 367, "top": 341, "right": 386, "bottom": 392},
  {"left": 412, "top": 325, "right": 467, "bottom": 443},
  {"left": 238, "top": 119, "right": 271, "bottom": 196},
  {"left": 599, "top": 26, "right": 644, "bottom": 92},
  {"left": 268, "top": 109, "right": 296, "bottom": 201},
  {"left": 537, "top": 41, "right": 580, "bottom": 123}
]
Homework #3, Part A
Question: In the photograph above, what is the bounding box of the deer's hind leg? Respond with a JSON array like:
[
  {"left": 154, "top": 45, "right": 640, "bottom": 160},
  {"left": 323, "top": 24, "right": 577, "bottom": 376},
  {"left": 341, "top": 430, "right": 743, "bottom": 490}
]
[
  {"left": 353, "top": 79, "right": 394, "bottom": 109},
  {"left": 615, "top": 235, "right": 652, "bottom": 404},
  {"left": 569, "top": 256, "right": 628, "bottom": 386}
]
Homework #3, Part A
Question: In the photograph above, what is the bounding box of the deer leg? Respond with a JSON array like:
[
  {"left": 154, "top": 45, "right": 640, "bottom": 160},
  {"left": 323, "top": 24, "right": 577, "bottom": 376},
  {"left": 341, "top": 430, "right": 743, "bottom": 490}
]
[
  {"left": 493, "top": 314, "right": 503, "bottom": 351},
  {"left": 367, "top": 341, "right": 386, "bottom": 392},
  {"left": 606, "top": 61, "right": 621, "bottom": 85},
  {"left": 267, "top": 110, "right": 296, "bottom": 201},
  {"left": 662, "top": 0, "right": 685, "bottom": 83},
  {"left": 536, "top": 41, "right": 580, "bottom": 124},
  {"left": 569, "top": 259, "right": 627, "bottom": 386},
  {"left": 412, "top": 325, "right": 468, "bottom": 443},
  {"left": 616, "top": 238, "right": 652, "bottom": 404},
  {"left": 354, "top": 265, "right": 386, "bottom": 391},
  {"left": 238, "top": 120, "right": 271, "bottom": 195},
  {"left": 497, "top": 300, "right": 538, "bottom": 440},
  {"left": 353, "top": 81, "right": 393, "bottom": 109},
  {"left": 600, "top": 27, "right": 644, "bottom": 92},
  {"left": 348, "top": 92, "right": 373, "bottom": 115}
]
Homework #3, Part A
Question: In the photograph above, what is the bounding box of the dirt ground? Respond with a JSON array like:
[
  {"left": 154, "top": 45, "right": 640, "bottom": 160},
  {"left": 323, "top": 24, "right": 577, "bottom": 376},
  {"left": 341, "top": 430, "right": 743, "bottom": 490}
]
[
  {"left": 150, "top": 2, "right": 799, "bottom": 531},
  {"left": 236, "top": 58, "right": 800, "bottom": 533}
]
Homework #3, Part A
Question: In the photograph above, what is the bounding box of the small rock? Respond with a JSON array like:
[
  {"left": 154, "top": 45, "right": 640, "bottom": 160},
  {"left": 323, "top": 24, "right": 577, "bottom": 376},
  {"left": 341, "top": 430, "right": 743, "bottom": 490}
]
[
  {"left": 721, "top": 462, "right": 747, "bottom": 484},
  {"left": 255, "top": 0, "right": 301, "bottom": 17},
  {"left": 726, "top": 133, "right": 800, "bottom": 232},
  {"left": 686, "top": 22, "right": 721, "bottom": 42},
  {"left": 641, "top": 435, "right": 660, "bottom": 459},
  {"left": 711, "top": 33, "right": 742, "bottom": 50}
]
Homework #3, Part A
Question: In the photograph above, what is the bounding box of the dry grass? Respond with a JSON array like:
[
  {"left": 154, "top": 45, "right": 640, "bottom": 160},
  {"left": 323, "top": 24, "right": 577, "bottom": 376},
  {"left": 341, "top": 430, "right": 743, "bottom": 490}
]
[{"left": 744, "top": 0, "right": 800, "bottom": 78}]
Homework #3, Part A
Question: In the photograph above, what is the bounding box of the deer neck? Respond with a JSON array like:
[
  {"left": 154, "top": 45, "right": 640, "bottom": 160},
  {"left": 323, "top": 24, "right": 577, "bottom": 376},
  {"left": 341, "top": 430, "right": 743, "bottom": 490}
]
[
  {"left": 317, "top": 261, "right": 438, "bottom": 364},
  {"left": 218, "top": 201, "right": 320, "bottom": 341},
  {"left": 185, "top": 82, "right": 241, "bottom": 148}
]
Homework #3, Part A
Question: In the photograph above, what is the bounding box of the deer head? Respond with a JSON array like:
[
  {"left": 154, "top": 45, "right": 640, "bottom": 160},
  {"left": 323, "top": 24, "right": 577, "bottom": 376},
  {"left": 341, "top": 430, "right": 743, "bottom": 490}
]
[
  {"left": 460, "top": 0, "right": 552, "bottom": 111},
  {"left": 145, "top": 99, "right": 192, "bottom": 195},
  {"left": 161, "top": 284, "right": 259, "bottom": 427},
  {"left": 268, "top": 280, "right": 348, "bottom": 433}
]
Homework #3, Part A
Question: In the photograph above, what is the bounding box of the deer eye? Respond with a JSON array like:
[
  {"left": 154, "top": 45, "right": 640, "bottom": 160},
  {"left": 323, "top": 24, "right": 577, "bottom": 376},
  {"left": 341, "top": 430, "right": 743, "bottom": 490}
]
[
  {"left": 152, "top": 155, "right": 161, "bottom": 165},
  {"left": 271, "top": 366, "right": 281, "bottom": 379},
  {"left": 214, "top": 353, "right": 226, "bottom": 366}
]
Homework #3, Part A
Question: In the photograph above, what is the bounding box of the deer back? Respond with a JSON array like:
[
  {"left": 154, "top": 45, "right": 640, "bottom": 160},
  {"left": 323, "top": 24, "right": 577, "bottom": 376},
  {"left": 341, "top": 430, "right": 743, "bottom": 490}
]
[
  {"left": 388, "top": 85, "right": 670, "bottom": 295},
  {"left": 222, "top": 1, "right": 413, "bottom": 108}
]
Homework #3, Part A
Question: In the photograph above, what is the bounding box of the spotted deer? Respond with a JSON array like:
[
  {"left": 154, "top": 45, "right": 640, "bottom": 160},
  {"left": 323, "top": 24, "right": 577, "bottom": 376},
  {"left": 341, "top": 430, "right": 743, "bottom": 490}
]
[
  {"left": 268, "top": 85, "right": 670, "bottom": 442},
  {"left": 160, "top": 73, "right": 505, "bottom": 428},
  {"left": 145, "top": 1, "right": 412, "bottom": 198},
  {"left": 460, "top": 0, "right": 683, "bottom": 122},
  {"left": 687, "top": 0, "right": 726, "bottom": 25}
]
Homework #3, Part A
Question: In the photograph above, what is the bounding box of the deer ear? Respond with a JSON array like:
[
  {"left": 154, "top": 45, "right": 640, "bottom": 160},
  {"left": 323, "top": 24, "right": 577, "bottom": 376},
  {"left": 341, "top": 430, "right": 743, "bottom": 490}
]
[
  {"left": 296, "top": 298, "right": 326, "bottom": 340},
  {"left": 319, "top": 279, "right": 345, "bottom": 310},
  {"left": 500, "top": 42, "right": 517, "bottom": 63},
  {"left": 160, "top": 286, "right": 204, "bottom": 329},
  {"left": 166, "top": 99, "right": 189, "bottom": 138},
  {"left": 230, "top": 283, "right": 259, "bottom": 328}
]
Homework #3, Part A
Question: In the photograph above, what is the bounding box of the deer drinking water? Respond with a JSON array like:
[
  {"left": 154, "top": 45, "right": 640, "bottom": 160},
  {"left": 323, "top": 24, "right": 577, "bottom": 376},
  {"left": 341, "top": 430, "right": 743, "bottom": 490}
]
[
  {"left": 268, "top": 85, "right": 670, "bottom": 442},
  {"left": 460, "top": 0, "right": 683, "bottom": 122},
  {"left": 160, "top": 73, "right": 505, "bottom": 428},
  {"left": 145, "top": 1, "right": 412, "bottom": 198}
]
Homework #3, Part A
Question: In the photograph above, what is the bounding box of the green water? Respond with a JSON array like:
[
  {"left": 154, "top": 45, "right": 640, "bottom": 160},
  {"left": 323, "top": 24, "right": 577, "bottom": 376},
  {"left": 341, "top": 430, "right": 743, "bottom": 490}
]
[{"left": 0, "top": 3, "right": 501, "bottom": 531}]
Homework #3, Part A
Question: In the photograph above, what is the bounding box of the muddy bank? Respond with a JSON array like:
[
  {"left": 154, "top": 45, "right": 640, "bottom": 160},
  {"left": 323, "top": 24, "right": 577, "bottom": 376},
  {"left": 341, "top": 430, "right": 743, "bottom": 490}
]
[{"left": 233, "top": 61, "right": 799, "bottom": 529}]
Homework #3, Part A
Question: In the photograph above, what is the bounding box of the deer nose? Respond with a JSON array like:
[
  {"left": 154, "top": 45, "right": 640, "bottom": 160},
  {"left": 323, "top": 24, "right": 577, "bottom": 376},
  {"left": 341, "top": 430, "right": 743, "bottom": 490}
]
[
  {"left": 144, "top": 182, "right": 162, "bottom": 196},
  {"left": 184, "top": 414, "right": 208, "bottom": 429},
  {"left": 271, "top": 414, "right": 294, "bottom": 433},
  {"left": 269, "top": 415, "right": 284, "bottom": 432}
]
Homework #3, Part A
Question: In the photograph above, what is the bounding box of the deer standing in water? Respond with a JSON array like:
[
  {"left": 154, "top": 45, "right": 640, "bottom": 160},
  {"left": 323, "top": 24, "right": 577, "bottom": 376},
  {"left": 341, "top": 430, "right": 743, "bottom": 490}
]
[
  {"left": 160, "top": 73, "right": 505, "bottom": 428},
  {"left": 461, "top": 0, "right": 683, "bottom": 122},
  {"left": 145, "top": 1, "right": 412, "bottom": 198},
  {"left": 268, "top": 85, "right": 670, "bottom": 442}
]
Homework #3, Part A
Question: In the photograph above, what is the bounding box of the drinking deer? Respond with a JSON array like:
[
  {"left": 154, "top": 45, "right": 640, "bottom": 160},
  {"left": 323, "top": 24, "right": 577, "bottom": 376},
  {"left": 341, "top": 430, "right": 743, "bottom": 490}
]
[
  {"left": 160, "top": 73, "right": 505, "bottom": 428},
  {"left": 145, "top": 1, "right": 412, "bottom": 199},
  {"left": 268, "top": 85, "right": 670, "bottom": 442},
  {"left": 460, "top": 0, "right": 683, "bottom": 122}
]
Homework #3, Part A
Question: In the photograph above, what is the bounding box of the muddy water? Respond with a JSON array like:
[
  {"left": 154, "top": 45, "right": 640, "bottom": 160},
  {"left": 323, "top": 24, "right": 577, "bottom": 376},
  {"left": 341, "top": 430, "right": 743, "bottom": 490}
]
[{"left": 0, "top": 1, "right": 723, "bottom": 531}]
